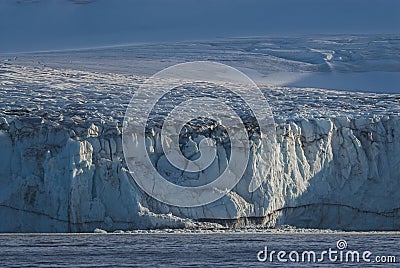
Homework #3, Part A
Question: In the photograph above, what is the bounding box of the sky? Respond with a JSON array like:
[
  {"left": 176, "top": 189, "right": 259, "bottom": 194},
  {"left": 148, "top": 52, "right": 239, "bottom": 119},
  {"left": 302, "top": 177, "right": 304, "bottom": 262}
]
[{"left": 0, "top": 0, "right": 399, "bottom": 52}]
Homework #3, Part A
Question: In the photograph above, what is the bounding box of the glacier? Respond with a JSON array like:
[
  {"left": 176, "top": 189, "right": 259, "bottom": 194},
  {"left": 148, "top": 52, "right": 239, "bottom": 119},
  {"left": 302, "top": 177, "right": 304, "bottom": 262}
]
[
  {"left": 1, "top": 35, "right": 400, "bottom": 232},
  {"left": 1, "top": 59, "right": 399, "bottom": 232}
]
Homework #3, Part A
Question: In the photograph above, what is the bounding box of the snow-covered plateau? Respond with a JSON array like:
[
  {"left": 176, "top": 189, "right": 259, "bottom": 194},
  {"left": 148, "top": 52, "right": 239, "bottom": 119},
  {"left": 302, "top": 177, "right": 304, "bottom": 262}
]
[{"left": 0, "top": 36, "right": 399, "bottom": 232}]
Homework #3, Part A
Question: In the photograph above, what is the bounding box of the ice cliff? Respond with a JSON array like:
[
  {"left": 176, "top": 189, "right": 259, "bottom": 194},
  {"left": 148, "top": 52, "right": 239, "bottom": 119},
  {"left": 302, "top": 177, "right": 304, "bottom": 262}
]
[{"left": 0, "top": 63, "right": 400, "bottom": 232}]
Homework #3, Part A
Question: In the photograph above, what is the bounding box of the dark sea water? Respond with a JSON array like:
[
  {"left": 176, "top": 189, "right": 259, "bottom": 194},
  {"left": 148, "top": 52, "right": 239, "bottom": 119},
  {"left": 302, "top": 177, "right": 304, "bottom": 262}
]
[{"left": 0, "top": 233, "right": 399, "bottom": 267}]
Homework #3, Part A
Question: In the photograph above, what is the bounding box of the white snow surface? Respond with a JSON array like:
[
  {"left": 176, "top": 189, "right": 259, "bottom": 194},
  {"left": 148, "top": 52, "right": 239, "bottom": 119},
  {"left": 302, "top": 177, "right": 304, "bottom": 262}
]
[
  {"left": 4, "top": 35, "right": 400, "bottom": 93},
  {"left": 0, "top": 36, "right": 400, "bottom": 232}
]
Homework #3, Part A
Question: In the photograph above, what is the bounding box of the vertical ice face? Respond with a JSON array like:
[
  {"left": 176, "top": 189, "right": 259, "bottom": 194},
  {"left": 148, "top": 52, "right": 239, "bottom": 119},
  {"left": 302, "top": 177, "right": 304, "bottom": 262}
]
[
  {"left": 142, "top": 115, "right": 400, "bottom": 231},
  {"left": 0, "top": 113, "right": 399, "bottom": 232}
]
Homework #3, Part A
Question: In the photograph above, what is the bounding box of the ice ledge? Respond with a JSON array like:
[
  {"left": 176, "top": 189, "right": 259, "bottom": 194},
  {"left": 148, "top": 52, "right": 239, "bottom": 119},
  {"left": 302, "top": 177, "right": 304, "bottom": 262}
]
[{"left": 199, "top": 203, "right": 400, "bottom": 231}]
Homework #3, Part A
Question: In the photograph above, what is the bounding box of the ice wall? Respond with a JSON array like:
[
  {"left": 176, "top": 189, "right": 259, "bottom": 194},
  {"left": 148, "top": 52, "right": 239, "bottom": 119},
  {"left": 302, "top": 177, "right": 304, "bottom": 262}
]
[
  {"left": 1, "top": 62, "right": 399, "bottom": 232},
  {"left": 0, "top": 114, "right": 399, "bottom": 232}
]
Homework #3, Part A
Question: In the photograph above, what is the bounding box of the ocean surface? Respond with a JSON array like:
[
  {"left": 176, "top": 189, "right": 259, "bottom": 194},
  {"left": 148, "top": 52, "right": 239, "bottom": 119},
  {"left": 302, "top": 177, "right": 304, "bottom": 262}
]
[{"left": 0, "top": 233, "right": 398, "bottom": 267}]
